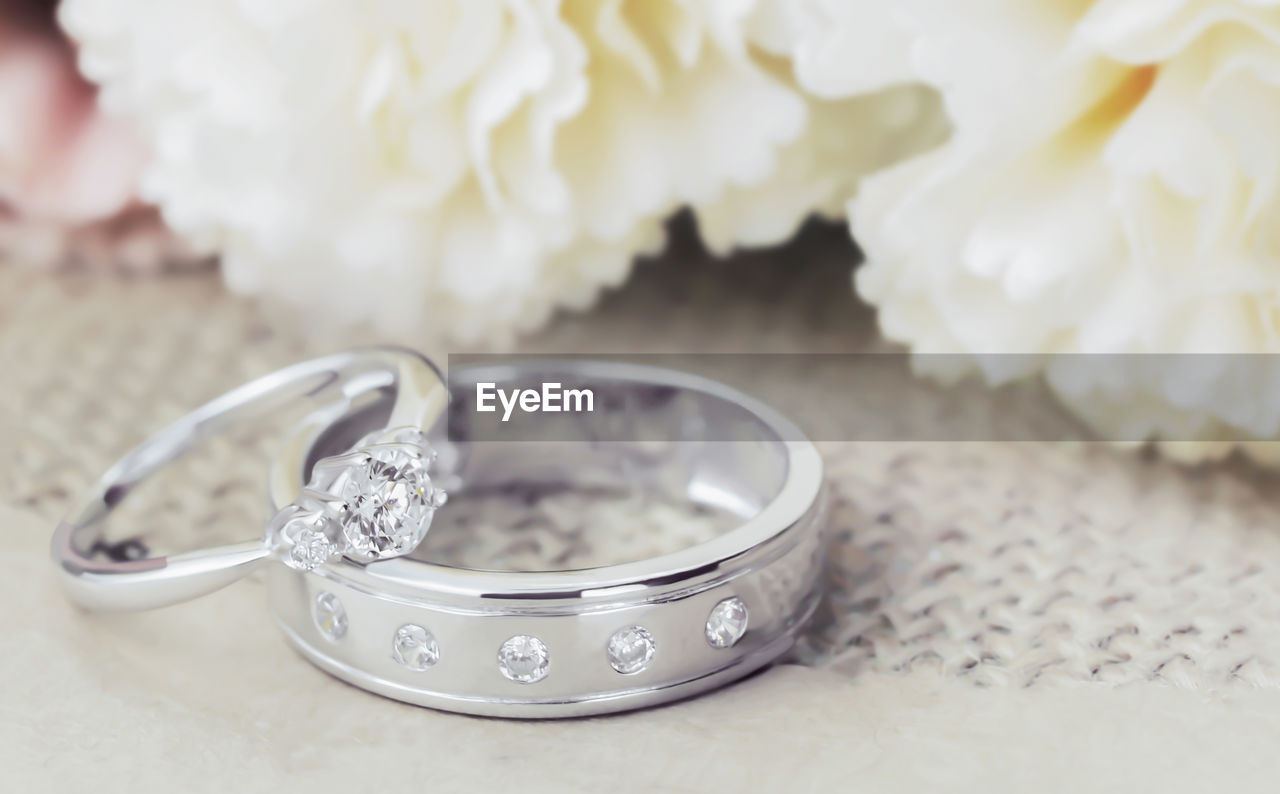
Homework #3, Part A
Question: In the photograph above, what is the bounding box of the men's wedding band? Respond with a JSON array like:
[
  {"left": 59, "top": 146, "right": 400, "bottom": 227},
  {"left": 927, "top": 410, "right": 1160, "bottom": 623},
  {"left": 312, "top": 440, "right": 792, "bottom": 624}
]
[{"left": 265, "top": 361, "right": 828, "bottom": 718}]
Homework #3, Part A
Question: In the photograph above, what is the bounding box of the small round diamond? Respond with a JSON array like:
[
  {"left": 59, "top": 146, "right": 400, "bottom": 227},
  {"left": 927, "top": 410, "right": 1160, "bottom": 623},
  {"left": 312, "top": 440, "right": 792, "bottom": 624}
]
[
  {"left": 286, "top": 527, "right": 335, "bottom": 571},
  {"left": 392, "top": 624, "right": 440, "bottom": 671},
  {"left": 705, "top": 596, "right": 748, "bottom": 649},
  {"left": 607, "top": 626, "right": 656, "bottom": 675},
  {"left": 497, "top": 635, "right": 550, "bottom": 684},
  {"left": 313, "top": 592, "right": 348, "bottom": 642},
  {"left": 339, "top": 448, "right": 440, "bottom": 561}
]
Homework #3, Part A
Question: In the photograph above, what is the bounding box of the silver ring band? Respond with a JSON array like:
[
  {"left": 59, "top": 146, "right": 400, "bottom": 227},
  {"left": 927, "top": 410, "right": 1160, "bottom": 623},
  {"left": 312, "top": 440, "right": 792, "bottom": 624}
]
[
  {"left": 51, "top": 348, "right": 447, "bottom": 611},
  {"left": 266, "top": 361, "right": 827, "bottom": 718}
]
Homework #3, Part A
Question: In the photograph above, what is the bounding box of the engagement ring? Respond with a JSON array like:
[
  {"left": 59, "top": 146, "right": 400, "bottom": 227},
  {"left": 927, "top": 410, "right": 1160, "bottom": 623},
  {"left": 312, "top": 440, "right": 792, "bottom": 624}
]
[{"left": 51, "top": 348, "right": 447, "bottom": 611}]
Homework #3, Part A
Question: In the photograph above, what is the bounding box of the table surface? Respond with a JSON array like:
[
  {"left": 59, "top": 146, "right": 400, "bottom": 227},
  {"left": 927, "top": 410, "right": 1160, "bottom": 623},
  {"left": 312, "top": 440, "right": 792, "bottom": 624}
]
[{"left": 4, "top": 223, "right": 1280, "bottom": 791}]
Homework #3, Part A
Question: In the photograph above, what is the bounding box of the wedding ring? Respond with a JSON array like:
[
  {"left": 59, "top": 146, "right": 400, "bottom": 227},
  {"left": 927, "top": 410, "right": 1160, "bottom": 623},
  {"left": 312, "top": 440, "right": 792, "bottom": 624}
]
[
  {"left": 52, "top": 348, "right": 448, "bottom": 612},
  {"left": 265, "top": 361, "right": 828, "bottom": 718}
]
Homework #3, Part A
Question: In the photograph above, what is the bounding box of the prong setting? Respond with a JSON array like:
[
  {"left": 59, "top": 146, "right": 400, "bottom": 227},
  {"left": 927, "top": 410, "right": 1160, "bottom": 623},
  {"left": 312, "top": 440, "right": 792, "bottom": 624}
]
[{"left": 270, "top": 426, "right": 446, "bottom": 567}]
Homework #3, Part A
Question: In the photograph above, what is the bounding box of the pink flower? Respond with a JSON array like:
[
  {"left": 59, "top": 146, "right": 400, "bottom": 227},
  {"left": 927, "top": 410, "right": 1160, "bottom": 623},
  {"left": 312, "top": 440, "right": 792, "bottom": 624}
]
[{"left": 0, "top": 0, "right": 193, "bottom": 271}]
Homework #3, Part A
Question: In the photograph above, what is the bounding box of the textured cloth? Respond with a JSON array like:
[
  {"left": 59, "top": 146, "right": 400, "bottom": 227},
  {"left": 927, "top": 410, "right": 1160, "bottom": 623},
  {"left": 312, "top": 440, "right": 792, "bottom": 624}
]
[{"left": 4, "top": 225, "right": 1280, "bottom": 790}]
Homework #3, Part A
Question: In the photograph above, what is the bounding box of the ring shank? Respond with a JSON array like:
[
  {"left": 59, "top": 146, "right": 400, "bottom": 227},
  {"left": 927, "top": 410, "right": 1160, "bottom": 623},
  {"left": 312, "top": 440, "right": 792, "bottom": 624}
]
[{"left": 52, "top": 348, "right": 446, "bottom": 612}]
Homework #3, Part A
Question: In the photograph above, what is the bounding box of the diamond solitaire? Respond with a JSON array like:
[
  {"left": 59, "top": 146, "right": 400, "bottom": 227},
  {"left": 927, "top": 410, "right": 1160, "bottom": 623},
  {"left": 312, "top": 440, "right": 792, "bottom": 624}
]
[
  {"left": 339, "top": 446, "right": 443, "bottom": 560},
  {"left": 267, "top": 426, "right": 447, "bottom": 568}
]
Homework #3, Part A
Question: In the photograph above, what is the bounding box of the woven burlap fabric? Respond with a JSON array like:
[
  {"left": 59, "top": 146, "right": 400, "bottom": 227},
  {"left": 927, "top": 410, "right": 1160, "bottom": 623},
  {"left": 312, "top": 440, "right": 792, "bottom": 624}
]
[{"left": 5, "top": 226, "right": 1280, "bottom": 790}]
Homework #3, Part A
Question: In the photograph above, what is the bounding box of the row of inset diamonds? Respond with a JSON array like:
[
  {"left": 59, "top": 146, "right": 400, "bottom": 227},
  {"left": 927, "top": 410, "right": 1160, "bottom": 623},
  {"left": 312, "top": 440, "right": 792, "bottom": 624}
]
[{"left": 311, "top": 593, "right": 750, "bottom": 684}]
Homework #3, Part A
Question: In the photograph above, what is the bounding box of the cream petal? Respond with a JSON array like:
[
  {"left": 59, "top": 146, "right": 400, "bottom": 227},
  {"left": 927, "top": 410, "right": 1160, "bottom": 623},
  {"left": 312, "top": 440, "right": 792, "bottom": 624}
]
[
  {"left": 831, "top": 0, "right": 1280, "bottom": 458},
  {"left": 60, "top": 0, "right": 934, "bottom": 343}
]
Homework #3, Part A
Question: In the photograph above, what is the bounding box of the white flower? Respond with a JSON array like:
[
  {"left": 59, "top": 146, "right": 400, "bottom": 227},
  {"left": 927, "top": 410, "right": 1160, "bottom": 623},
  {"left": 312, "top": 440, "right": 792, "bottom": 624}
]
[
  {"left": 793, "top": 0, "right": 1280, "bottom": 459},
  {"left": 61, "top": 0, "right": 931, "bottom": 344}
]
